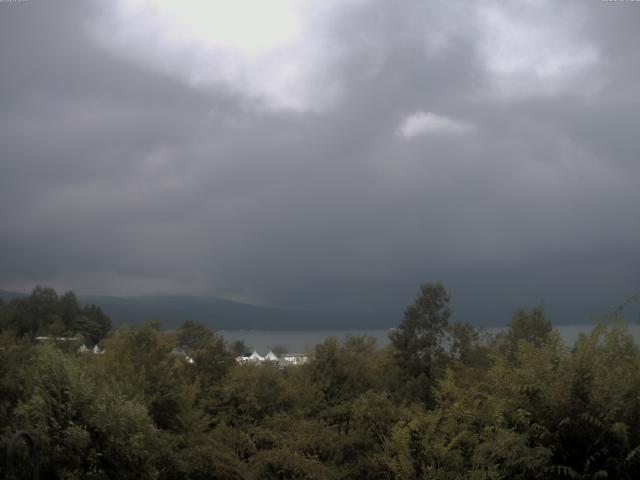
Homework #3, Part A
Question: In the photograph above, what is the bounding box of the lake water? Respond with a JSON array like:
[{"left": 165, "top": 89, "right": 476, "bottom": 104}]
[{"left": 219, "top": 323, "right": 640, "bottom": 354}]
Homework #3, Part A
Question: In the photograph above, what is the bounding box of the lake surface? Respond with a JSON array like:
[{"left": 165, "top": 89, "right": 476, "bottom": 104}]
[{"left": 219, "top": 323, "right": 640, "bottom": 354}]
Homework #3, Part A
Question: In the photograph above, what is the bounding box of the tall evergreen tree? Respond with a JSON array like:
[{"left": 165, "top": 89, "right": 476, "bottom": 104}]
[{"left": 389, "top": 282, "right": 451, "bottom": 406}]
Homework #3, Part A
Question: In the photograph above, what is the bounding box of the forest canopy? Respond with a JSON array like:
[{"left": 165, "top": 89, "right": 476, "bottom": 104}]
[
  {"left": 1, "top": 284, "right": 639, "bottom": 480},
  {"left": 0, "top": 286, "right": 111, "bottom": 344}
]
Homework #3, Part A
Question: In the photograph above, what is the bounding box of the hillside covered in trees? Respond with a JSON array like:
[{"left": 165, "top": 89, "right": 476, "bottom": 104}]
[
  {"left": 0, "top": 286, "right": 111, "bottom": 344},
  {"left": 0, "top": 289, "right": 397, "bottom": 331},
  {"left": 1, "top": 284, "right": 640, "bottom": 479}
]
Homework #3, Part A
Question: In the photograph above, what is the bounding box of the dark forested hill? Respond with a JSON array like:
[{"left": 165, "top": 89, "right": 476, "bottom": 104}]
[
  {"left": 0, "top": 289, "right": 26, "bottom": 302},
  {"left": 70, "top": 294, "right": 396, "bottom": 330},
  {"left": 4, "top": 288, "right": 635, "bottom": 330},
  {"left": 2, "top": 289, "right": 394, "bottom": 330}
]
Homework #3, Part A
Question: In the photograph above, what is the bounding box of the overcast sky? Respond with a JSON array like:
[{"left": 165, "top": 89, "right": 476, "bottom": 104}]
[{"left": 1, "top": 0, "right": 638, "bottom": 324}]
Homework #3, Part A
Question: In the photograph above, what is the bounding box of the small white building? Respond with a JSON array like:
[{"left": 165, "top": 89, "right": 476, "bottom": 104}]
[
  {"left": 78, "top": 344, "right": 106, "bottom": 355},
  {"left": 35, "top": 336, "right": 79, "bottom": 342},
  {"left": 170, "top": 347, "right": 194, "bottom": 364},
  {"left": 282, "top": 353, "right": 308, "bottom": 365}
]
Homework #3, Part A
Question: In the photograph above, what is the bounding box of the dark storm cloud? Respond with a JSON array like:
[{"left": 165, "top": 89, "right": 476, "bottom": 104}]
[{"left": 0, "top": 0, "right": 638, "bottom": 324}]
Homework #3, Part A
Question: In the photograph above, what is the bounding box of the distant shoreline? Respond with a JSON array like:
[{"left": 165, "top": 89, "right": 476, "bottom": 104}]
[{"left": 218, "top": 324, "right": 640, "bottom": 353}]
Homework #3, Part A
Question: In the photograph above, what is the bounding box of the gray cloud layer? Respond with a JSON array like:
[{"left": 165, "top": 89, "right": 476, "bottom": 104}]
[{"left": 1, "top": 0, "right": 638, "bottom": 324}]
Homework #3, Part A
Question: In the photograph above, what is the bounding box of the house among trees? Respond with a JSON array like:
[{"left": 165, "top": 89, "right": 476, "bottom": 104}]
[
  {"left": 35, "top": 336, "right": 80, "bottom": 342},
  {"left": 170, "top": 347, "right": 195, "bottom": 364},
  {"left": 281, "top": 353, "right": 308, "bottom": 365}
]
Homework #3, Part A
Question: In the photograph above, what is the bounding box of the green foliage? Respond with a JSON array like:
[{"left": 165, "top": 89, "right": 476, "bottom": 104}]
[
  {"left": 10, "top": 345, "right": 160, "bottom": 479},
  {"left": 271, "top": 345, "right": 289, "bottom": 357},
  {"left": 389, "top": 282, "right": 452, "bottom": 405},
  {"left": 0, "top": 286, "right": 111, "bottom": 343},
  {"left": 177, "top": 320, "right": 235, "bottom": 401},
  {"left": 1, "top": 284, "right": 640, "bottom": 479},
  {"left": 249, "top": 448, "right": 331, "bottom": 480},
  {"left": 230, "top": 339, "right": 250, "bottom": 356},
  {"left": 98, "top": 322, "right": 200, "bottom": 433},
  {"left": 496, "top": 305, "right": 553, "bottom": 360},
  {"left": 309, "top": 336, "right": 382, "bottom": 407},
  {"left": 178, "top": 320, "right": 214, "bottom": 351},
  {"left": 217, "top": 363, "right": 295, "bottom": 427}
]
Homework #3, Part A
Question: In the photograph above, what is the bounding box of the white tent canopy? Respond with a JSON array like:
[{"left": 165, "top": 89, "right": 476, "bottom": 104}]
[
  {"left": 248, "top": 351, "right": 264, "bottom": 362},
  {"left": 264, "top": 350, "right": 279, "bottom": 361}
]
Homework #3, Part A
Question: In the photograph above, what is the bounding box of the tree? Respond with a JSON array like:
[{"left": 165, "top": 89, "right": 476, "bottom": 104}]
[
  {"left": 496, "top": 305, "right": 552, "bottom": 361},
  {"left": 77, "top": 303, "right": 111, "bottom": 344},
  {"left": 448, "top": 322, "right": 490, "bottom": 369},
  {"left": 5, "top": 286, "right": 59, "bottom": 337},
  {"left": 308, "top": 336, "right": 381, "bottom": 408},
  {"left": 12, "top": 344, "right": 161, "bottom": 479},
  {"left": 217, "top": 363, "right": 295, "bottom": 427},
  {"left": 99, "top": 322, "right": 198, "bottom": 433},
  {"left": 58, "top": 291, "right": 80, "bottom": 332},
  {"left": 191, "top": 334, "right": 235, "bottom": 401},
  {"left": 389, "top": 282, "right": 451, "bottom": 406},
  {"left": 176, "top": 321, "right": 235, "bottom": 400},
  {"left": 0, "top": 287, "right": 111, "bottom": 343},
  {"left": 249, "top": 448, "right": 330, "bottom": 480},
  {"left": 271, "top": 345, "right": 289, "bottom": 357},
  {"left": 178, "top": 320, "right": 214, "bottom": 352},
  {"left": 544, "top": 320, "right": 640, "bottom": 479},
  {"left": 230, "top": 339, "right": 250, "bottom": 356}
]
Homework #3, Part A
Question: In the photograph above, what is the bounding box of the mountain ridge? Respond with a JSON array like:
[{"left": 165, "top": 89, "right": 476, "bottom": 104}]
[{"left": 0, "top": 289, "right": 396, "bottom": 330}]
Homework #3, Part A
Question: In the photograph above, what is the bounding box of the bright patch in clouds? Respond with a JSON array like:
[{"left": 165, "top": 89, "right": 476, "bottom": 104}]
[
  {"left": 93, "top": 1, "right": 600, "bottom": 111},
  {"left": 116, "top": 0, "right": 303, "bottom": 55},
  {"left": 477, "top": 1, "right": 599, "bottom": 97},
  {"left": 97, "top": 0, "right": 360, "bottom": 111},
  {"left": 397, "top": 112, "right": 475, "bottom": 139}
]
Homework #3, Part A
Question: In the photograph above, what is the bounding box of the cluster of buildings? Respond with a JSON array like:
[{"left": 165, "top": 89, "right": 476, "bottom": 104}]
[
  {"left": 78, "top": 344, "right": 105, "bottom": 355},
  {"left": 34, "top": 336, "right": 106, "bottom": 355},
  {"left": 170, "top": 348, "right": 308, "bottom": 368},
  {"left": 33, "top": 336, "right": 308, "bottom": 368},
  {"left": 235, "top": 350, "right": 308, "bottom": 367}
]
